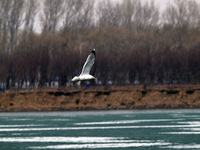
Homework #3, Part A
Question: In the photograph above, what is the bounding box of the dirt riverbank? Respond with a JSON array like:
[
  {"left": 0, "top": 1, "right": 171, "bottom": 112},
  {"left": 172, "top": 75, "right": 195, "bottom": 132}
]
[{"left": 0, "top": 85, "right": 200, "bottom": 112}]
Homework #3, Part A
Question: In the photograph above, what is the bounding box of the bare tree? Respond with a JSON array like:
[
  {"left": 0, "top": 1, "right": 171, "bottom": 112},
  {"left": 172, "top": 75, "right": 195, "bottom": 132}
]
[
  {"left": 63, "top": 0, "right": 82, "bottom": 28},
  {"left": 40, "top": 0, "right": 64, "bottom": 33},
  {"left": 97, "top": 0, "right": 122, "bottom": 28},
  {"left": 187, "top": 0, "right": 200, "bottom": 29},
  {"left": 0, "top": 0, "right": 11, "bottom": 52},
  {"left": 24, "top": 0, "right": 38, "bottom": 36},
  {"left": 75, "top": 0, "right": 94, "bottom": 32},
  {"left": 63, "top": 0, "right": 94, "bottom": 33},
  {"left": 120, "top": 0, "right": 135, "bottom": 29},
  {"left": 163, "top": 0, "right": 188, "bottom": 27},
  {"left": 162, "top": 0, "right": 200, "bottom": 48},
  {"left": 97, "top": 0, "right": 159, "bottom": 31},
  {"left": 132, "top": 0, "right": 159, "bottom": 31},
  {"left": 7, "top": 0, "right": 25, "bottom": 52}
]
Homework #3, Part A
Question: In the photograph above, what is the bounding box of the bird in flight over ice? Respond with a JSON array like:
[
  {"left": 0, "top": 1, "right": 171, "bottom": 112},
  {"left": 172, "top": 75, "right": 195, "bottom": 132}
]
[{"left": 72, "top": 49, "right": 96, "bottom": 82}]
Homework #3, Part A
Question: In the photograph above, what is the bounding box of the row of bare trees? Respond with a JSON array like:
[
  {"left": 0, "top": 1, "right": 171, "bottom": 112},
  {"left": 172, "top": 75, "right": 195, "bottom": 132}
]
[{"left": 0, "top": 0, "right": 200, "bottom": 89}]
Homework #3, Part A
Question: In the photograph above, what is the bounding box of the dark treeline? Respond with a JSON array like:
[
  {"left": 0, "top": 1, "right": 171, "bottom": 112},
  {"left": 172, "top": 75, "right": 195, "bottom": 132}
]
[{"left": 0, "top": 0, "right": 200, "bottom": 89}]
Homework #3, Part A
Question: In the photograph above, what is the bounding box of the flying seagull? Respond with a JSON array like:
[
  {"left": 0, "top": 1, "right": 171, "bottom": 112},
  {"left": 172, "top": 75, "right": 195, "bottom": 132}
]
[{"left": 72, "top": 49, "right": 96, "bottom": 82}]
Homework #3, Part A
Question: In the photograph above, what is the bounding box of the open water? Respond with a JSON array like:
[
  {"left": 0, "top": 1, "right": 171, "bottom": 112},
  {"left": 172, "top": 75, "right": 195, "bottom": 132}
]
[{"left": 0, "top": 109, "right": 200, "bottom": 150}]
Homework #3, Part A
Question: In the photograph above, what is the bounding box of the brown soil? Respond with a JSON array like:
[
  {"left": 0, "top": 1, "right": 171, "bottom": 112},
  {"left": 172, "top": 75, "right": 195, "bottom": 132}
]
[{"left": 0, "top": 85, "right": 200, "bottom": 112}]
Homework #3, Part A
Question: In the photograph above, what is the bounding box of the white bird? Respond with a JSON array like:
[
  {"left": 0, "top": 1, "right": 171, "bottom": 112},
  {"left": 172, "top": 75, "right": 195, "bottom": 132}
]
[{"left": 72, "top": 49, "right": 96, "bottom": 82}]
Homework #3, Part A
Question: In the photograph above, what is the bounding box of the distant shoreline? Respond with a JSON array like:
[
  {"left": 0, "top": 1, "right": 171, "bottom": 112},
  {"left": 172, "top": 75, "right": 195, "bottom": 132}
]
[{"left": 0, "top": 85, "right": 200, "bottom": 112}]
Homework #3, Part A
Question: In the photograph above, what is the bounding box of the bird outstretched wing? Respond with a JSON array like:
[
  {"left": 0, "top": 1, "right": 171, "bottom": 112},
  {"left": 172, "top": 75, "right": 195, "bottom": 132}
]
[{"left": 81, "top": 49, "right": 95, "bottom": 75}]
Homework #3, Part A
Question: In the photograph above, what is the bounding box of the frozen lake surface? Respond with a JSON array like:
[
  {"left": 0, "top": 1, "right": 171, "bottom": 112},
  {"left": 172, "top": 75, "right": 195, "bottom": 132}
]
[{"left": 0, "top": 109, "right": 200, "bottom": 149}]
